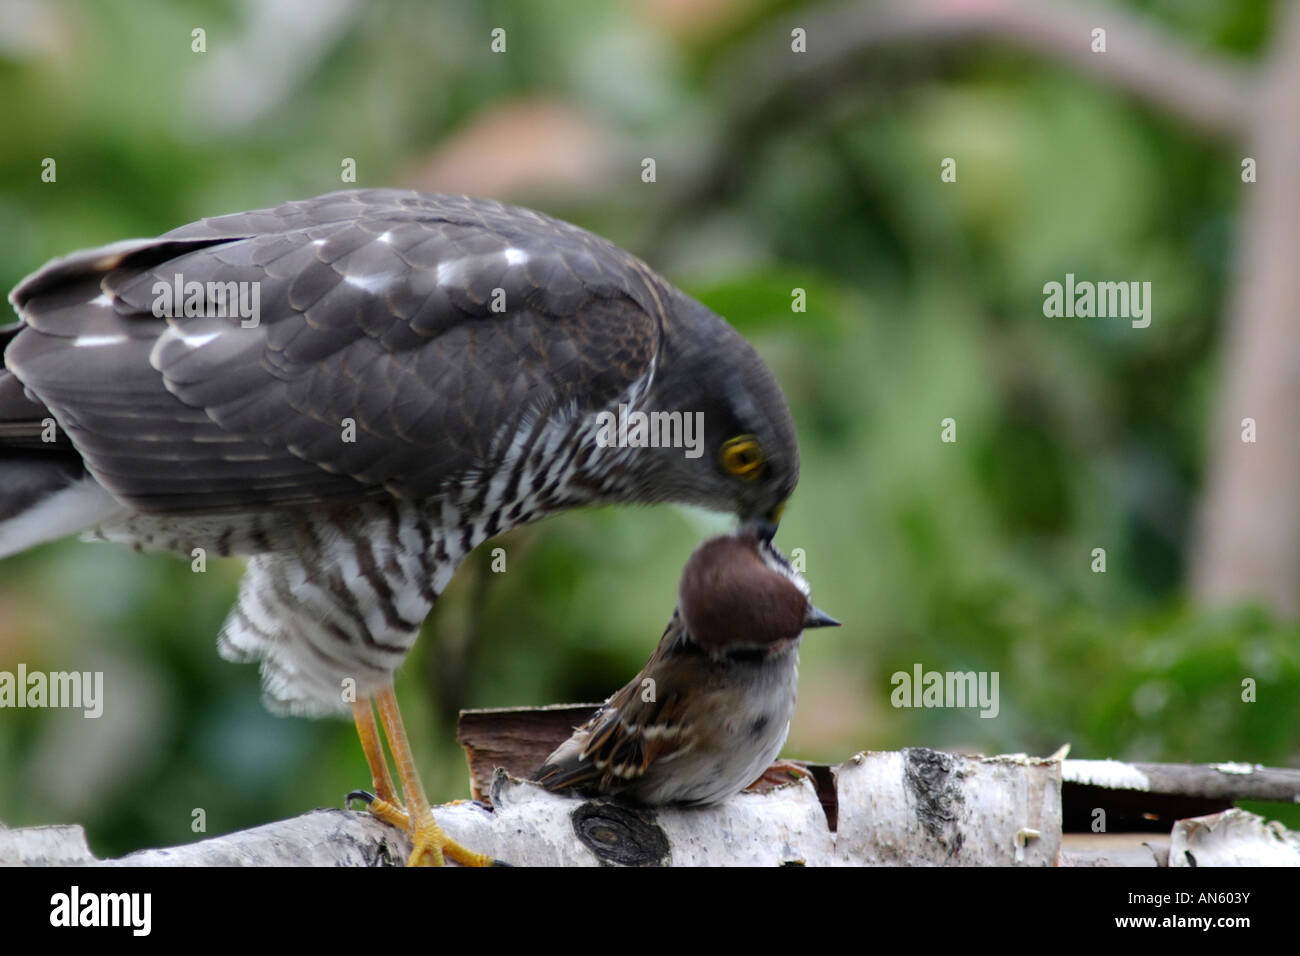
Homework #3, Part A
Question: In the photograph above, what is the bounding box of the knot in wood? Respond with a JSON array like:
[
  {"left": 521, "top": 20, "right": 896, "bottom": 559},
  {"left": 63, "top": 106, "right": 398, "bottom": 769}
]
[{"left": 570, "top": 802, "right": 669, "bottom": 866}]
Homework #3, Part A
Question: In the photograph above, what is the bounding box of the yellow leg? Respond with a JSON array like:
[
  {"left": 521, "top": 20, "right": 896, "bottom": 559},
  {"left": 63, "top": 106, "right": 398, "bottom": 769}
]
[
  {"left": 373, "top": 685, "right": 494, "bottom": 867},
  {"left": 351, "top": 698, "right": 410, "bottom": 830}
]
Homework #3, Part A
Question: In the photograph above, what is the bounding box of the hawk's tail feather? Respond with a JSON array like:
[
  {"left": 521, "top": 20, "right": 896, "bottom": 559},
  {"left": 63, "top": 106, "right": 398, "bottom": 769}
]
[
  {"left": 0, "top": 322, "right": 121, "bottom": 557},
  {"left": 0, "top": 457, "right": 122, "bottom": 559}
]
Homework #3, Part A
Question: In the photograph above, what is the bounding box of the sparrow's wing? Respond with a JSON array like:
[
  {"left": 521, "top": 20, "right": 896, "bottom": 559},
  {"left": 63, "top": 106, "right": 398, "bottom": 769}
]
[{"left": 534, "top": 616, "right": 697, "bottom": 793}]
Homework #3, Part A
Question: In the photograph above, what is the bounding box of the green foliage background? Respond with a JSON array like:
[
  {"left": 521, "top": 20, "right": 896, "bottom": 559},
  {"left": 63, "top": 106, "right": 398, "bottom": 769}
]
[{"left": 0, "top": 0, "right": 1295, "bottom": 856}]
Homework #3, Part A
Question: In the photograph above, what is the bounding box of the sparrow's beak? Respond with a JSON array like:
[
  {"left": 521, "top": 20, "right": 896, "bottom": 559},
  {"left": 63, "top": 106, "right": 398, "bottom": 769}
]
[{"left": 803, "top": 605, "right": 840, "bottom": 629}]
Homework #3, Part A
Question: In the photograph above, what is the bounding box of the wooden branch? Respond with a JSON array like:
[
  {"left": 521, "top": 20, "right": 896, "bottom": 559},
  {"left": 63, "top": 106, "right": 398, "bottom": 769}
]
[
  {"left": 1064, "top": 758, "right": 1300, "bottom": 802},
  {"left": 5, "top": 739, "right": 1298, "bottom": 865},
  {"left": 1060, "top": 811, "right": 1300, "bottom": 866},
  {"left": 8, "top": 706, "right": 1299, "bottom": 866},
  {"left": 1061, "top": 758, "right": 1300, "bottom": 835},
  {"left": 1, "top": 752, "right": 1059, "bottom": 866},
  {"left": 0, "top": 811, "right": 414, "bottom": 867},
  {"left": 1168, "top": 807, "right": 1300, "bottom": 867},
  {"left": 457, "top": 703, "right": 600, "bottom": 802}
]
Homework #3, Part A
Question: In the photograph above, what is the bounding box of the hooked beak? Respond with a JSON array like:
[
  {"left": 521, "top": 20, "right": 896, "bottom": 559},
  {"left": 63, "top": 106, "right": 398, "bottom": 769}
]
[
  {"left": 747, "top": 501, "right": 786, "bottom": 545},
  {"left": 742, "top": 515, "right": 780, "bottom": 544},
  {"left": 803, "top": 605, "right": 840, "bottom": 629}
]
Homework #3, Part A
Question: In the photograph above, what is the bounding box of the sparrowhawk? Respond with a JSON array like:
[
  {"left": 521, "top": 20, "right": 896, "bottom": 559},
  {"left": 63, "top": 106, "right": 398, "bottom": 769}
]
[{"left": 0, "top": 188, "right": 798, "bottom": 865}]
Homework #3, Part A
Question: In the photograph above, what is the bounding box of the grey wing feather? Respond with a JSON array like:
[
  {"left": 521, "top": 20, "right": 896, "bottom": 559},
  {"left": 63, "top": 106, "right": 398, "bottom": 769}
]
[{"left": 5, "top": 189, "right": 664, "bottom": 514}]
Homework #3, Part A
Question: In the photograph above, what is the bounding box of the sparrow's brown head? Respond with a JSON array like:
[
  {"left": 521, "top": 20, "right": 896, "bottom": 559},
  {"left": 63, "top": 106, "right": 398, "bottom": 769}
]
[{"left": 677, "top": 530, "right": 838, "bottom": 656}]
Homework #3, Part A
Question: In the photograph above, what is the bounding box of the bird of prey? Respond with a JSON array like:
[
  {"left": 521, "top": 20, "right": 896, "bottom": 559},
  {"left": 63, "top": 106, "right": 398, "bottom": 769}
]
[
  {"left": 535, "top": 528, "right": 837, "bottom": 806},
  {"left": 1, "top": 188, "right": 798, "bottom": 865}
]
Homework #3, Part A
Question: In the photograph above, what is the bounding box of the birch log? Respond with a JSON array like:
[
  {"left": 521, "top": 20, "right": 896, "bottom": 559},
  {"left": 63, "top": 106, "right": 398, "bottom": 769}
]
[{"left": 3, "top": 749, "right": 1298, "bottom": 866}]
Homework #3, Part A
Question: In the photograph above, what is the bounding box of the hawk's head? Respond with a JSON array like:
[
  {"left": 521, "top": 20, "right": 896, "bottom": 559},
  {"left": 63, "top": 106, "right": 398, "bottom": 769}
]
[{"left": 620, "top": 288, "right": 799, "bottom": 531}]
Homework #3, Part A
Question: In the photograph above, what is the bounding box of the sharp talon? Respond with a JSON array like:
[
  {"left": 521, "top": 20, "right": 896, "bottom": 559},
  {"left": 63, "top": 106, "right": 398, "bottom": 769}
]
[
  {"left": 354, "top": 689, "right": 496, "bottom": 866},
  {"left": 399, "top": 813, "right": 495, "bottom": 867},
  {"left": 367, "top": 796, "right": 413, "bottom": 832},
  {"left": 347, "top": 789, "right": 376, "bottom": 809}
]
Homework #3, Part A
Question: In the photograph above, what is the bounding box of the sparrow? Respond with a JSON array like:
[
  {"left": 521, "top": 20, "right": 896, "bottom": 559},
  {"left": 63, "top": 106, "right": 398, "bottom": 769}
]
[{"left": 533, "top": 528, "right": 838, "bottom": 806}]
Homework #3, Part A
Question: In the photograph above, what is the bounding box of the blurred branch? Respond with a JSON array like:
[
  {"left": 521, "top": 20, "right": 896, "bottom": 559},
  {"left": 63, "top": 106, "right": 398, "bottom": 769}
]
[
  {"left": 1190, "top": 0, "right": 1300, "bottom": 617},
  {"left": 646, "top": 0, "right": 1254, "bottom": 256},
  {"left": 739, "top": 0, "right": 1254, "bottom": 138}
]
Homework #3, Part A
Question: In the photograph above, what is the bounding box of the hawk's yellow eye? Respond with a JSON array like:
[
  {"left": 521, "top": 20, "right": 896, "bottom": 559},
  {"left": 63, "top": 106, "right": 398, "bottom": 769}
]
[{"left": 720, "top": 435, "right": 764, "bottom": 480}]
